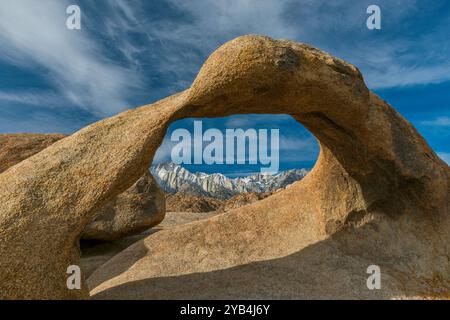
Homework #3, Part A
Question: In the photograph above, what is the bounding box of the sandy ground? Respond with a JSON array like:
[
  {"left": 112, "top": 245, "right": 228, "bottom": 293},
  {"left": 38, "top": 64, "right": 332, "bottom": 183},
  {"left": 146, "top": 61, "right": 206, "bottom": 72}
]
[{"left": 80, "top": 211, "right": 219, "bottom": 277}]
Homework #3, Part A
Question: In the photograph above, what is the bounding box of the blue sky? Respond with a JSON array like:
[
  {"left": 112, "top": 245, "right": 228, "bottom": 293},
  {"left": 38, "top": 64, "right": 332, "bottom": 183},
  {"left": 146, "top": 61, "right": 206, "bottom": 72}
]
[{"left": 0, "top": 0, "right": 449, "bottom": 176}]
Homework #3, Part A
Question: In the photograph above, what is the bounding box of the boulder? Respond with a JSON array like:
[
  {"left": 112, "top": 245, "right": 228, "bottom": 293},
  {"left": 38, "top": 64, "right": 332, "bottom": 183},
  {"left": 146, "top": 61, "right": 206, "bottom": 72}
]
[
  {"left": 218, "top": 192, "right": 272, "bottom": 212},
  {"left": 165, "top": 192, "right": 222, "bottom": 212},
  {"left": 165, "top": 192, "right": 273, "bottom": 213},
  {"left": 0, "top": 35, "right": 449, "bottom": 299},
  {"left": 82, "top": 171, "right": 165, "bottom": 241}
]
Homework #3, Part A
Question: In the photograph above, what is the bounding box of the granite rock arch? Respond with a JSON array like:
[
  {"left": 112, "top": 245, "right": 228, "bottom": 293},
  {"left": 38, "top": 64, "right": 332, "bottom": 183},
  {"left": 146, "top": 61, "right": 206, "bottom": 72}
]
[{"left": 0, "top": 35, "right": 449, "bottom": 299}]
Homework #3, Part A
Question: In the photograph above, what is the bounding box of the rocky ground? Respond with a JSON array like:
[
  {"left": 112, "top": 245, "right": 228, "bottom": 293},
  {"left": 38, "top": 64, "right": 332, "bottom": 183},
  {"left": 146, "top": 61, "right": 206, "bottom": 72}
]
[
  {"left": 80, "top": 210, "right": 219, "bottom": 278},
  {"left": 81, "top": 191, "right": 273, "bottom": 278},
  {"left": 165, "top": 191, "right": 273, "bottom": 213}
]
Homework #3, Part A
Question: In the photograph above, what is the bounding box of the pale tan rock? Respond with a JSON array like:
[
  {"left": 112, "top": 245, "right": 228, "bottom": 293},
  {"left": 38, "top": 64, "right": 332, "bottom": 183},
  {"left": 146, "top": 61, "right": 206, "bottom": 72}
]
[
  {"left": 165, "top": 192, "right": 222, "bottom": 212},
  {"left": 80, "top": 211, "right": 216, "bottom": 279},
  {"left": 0, "top": 134, "right": 165, "bottom": 242},
  {"left": 1, "top": 35, "right": 449, "bottom": 299},
  {"left": 82, "top": 171, "right": 165, "bottom": 241},
  {"left": 219, "top": 192, "right": 272, "bottom": 212},
  {"left": 165, "top": 191, "right": 272, "bottom": 213}
]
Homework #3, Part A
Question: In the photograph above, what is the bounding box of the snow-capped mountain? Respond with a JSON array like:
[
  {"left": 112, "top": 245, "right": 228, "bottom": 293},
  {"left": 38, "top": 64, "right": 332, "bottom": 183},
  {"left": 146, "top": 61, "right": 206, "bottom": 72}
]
[{"left": 150, "top": 162, "right": 309, "bottom": 199}]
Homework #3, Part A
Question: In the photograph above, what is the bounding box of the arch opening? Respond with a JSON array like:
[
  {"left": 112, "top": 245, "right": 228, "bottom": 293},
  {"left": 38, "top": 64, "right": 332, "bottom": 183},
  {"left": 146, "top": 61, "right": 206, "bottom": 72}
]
[{"left": 151, "top": 114, "right": 319, "bottom": 201}]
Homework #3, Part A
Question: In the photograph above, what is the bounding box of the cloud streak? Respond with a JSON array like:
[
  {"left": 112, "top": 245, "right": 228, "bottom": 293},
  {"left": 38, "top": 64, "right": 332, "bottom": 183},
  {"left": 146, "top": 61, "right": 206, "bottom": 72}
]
[
  {"left": 421, "top": 116, "right": 450, "bottom": 127},
  {"left": 438, "top": 152, "right": 450, "bottom": 165},
  {"left": 0, "top": 91, "right": 64, "bottom": 108},
  {"left": 0, "top": 0, "right": 141, "bottom": 116}
]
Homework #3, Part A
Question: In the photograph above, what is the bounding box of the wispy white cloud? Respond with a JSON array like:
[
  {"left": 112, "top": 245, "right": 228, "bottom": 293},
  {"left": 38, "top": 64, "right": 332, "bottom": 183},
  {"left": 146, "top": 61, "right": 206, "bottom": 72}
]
[
  {"left": 110, "top": 0, "right": 298, "bottom": 92},
  {"left": 0, "top": 91, "right": 64, "bottom": 108},
  {"left": 421, "top": 116, "right": 450, "bottom": 127},
  {"left": 275, "top": 136, "right": 319, "bottom": 161},
  {"left": 152, "top": 139, "right": 173, "bottom": 164},
  {"left": 0, "top": 0, "right": 141, "bottom": 116},
  {"left": 351, "top": 37, "right": 450, "bottom": 89},
  {"left": 438, "top": 152, "right": 450, "bottom": 165}
]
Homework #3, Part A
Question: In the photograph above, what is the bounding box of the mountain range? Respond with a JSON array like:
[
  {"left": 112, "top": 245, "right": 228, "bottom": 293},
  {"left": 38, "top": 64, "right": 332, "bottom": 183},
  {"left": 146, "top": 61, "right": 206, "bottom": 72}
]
[{"left": 150, "top": 162, "right": 309, "bottom": 199}]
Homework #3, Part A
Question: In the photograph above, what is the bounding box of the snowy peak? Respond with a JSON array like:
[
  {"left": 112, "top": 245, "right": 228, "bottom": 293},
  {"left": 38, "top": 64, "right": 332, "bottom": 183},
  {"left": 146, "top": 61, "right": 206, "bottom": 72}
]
[{"left": 151, "top": 163, "right": 309, "bottom": 199}]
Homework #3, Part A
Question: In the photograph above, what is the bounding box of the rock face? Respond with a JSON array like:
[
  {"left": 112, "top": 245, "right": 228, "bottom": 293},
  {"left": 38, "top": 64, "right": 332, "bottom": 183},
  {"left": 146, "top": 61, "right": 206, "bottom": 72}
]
[
  {"left": 151, "top": 162, "right": 308, "bottom": 198},
  {"left": 82, "top": 171, "right": 165, "bottom": 241},
  {"left": 165, "top": 192, "right": 273, "bottom": 213},
  {"left": 0, "top": 134, "right": 165, "bottom": 243},
  {"left": 165, "top": 193, "right": 222, "bottom": 212},
  {"left": 0, "top": 35, "right": 449, "bottom": 299},
  {"left": 219, "top": 192, "right": 272, "bottom": 212}
]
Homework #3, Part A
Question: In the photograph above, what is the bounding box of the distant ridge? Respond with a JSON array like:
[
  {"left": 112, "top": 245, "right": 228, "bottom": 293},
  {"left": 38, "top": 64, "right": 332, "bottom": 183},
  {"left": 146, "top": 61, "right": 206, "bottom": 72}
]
[{"left": 150, "top": 162, "right": 308, "bottom": 199}]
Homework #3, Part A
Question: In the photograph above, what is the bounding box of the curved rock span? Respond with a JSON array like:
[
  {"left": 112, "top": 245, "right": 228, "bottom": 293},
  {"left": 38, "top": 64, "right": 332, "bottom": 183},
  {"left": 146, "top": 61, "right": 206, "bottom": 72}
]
[
  {"left": 0, "top": 134, "right": 166, "bottom": 243},
  {"left": 0, "top": 35, "right": 449, "bottom": 299}
]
